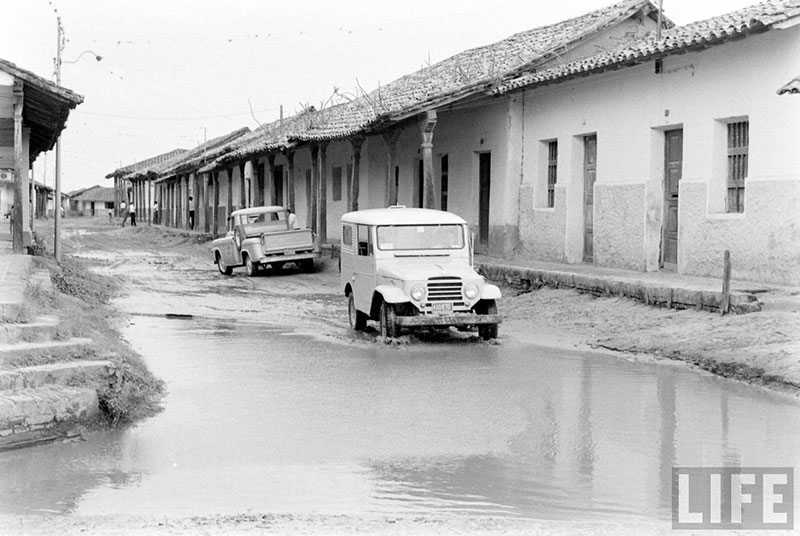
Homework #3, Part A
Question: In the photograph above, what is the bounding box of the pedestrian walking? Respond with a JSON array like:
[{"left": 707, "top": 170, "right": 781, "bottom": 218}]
[
  {"left": 153, "top": 201, "right": 159, "bottom": 225},
  {"left": 188, "top": 196, "right": 195, "bottom": 230},
  {"left": 129, "top": 202, "right": 137, "bottom": 226},
  {"left": 120, "top": 201, "right": 128, "bottom": 226}
]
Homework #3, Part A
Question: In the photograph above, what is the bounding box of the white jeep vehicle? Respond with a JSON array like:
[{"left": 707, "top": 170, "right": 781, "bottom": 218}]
[
  {"left": 340, "top": 207, "right": 501, "bottom": 339},
  {"left": 211, "top": 206, "right": 318, "bottom": 276}
]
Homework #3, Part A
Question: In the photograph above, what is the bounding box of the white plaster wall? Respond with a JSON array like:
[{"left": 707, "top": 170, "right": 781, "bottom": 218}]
[{"left": 517, "top": 26, "right": 800, "bottom": 282}]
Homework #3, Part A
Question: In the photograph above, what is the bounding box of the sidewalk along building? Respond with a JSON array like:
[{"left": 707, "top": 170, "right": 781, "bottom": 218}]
[
  {"left": 67, "top": 184, "right": 116, "bottom": 216},
  {"left": 492, "top": 0, "right": 800, "bottom": 285},
  {"left": 203, "top": 0, "right": 671, "bottom": 254},
  {"left": 0, "top": 57, "right": 82, "bottom": 251}
]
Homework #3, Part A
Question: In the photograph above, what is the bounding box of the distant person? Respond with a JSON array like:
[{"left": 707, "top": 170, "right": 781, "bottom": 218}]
[
  {"left": 5, "top": 203, "right": 13, "bottom": 233},
  {"left": 129, "top": 202, "right": 137, "bottom": 226},
  {"left": 153, "top": 201, "right": 159, "bottom": 225},
  {"left": 287, "top": 208, "right": 300, "bottom": 230},
  {"left": 60, "top": 205, "right": 65, "bottom": 218},
  {"left": 120, "top": 201, "right": 128, "bottom": 226},
  {"left": 108, "top": 209, "right": 113, "bottom": 223},
  {"left": 188, "top": 196, "right": 195, "bottom": 229}
]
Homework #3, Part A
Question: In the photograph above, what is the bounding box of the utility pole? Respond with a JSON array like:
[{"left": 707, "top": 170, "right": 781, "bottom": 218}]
[{"left": 54, "top": 13, "right": 63, "bottom": 261}]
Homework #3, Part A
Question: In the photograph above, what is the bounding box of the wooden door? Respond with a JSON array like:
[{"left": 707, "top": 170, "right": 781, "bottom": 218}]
[
  {"left": 273, "top": 165, "right": 284, "bottom": 206},
  {"left": 662, "top": 129, "right": 683, "bottom": 268},
  {"left": 478, "top": 152, "right": 491, "bottom": 246},
  {"left": 583, "top": 135, "right": 597, "bottom": 263}
]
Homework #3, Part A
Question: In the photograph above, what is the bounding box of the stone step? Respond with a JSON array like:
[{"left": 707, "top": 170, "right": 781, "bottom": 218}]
[
  {"left": 0, "top": 315, "right": 59, "bottom": 344},
  {"left": 0, "top": 385, "right": 100, "bottom": 441},
  {"left": 0, "top": 360, "right": 114, "bottom": 391},
  {"left": 0, "top": 338, "right": 94, "bottom": 365}
]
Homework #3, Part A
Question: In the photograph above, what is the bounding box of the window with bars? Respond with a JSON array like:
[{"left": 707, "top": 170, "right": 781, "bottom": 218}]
[
  {"left": 547, "top": 140, "right": 558, "bottom": 208},
  {"left": 727, "top": 120, "right": 748, "bottom": 213}
]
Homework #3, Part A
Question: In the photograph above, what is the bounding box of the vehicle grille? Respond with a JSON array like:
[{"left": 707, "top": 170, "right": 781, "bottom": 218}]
[{"left": 427, "top": 277, "right": 462, "bottom": 301}]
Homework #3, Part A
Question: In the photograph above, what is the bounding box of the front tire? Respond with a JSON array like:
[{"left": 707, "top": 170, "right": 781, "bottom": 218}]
[
  {"left": 348, "top": 293, "right": 367, "bottom": 331},
  {"left": 380, "top": 301, "right": 398, "bottom": 339},
  {"left": 477, "top": 300, "right": 498, "bottom": 340},
  {"left": 244, "top": 254, "right": 258, "bottom": 277},
  {"left": 216, "top": 252, "right": 233, "bottom": 276}
]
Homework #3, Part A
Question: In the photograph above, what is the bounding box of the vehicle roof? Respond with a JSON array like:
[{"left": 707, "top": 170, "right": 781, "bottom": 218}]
[
  {"left": 231, "top": 206, "right": 286, "bottom": 217},
  {"left": 341, "top": 207, "right": 467, "bottom": 225}
]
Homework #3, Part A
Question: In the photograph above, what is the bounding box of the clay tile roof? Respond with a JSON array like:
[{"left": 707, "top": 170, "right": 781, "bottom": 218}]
[
  {"left": 216, "top": 0, "right": 662, "bottom": 166},
  {"left": 149, "top": 127, "right": 250, "bottom": 181},
  {"left": 778, "top": 75, "right": 800, "bottom": 94},
  {"left": 69, "top": 185, "right": 116, "bottom": 203},
  {"left": 494, "top": 0, "right": 800, "bottom": 94},
  {"left": 105, "top": 148, "right": 189, "bottom": 179},
  {"left": 0, "top": 57, "right": 84, "bottom": 162}
]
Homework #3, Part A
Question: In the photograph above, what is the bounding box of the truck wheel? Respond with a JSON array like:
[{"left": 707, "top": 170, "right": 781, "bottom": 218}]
[
  {"left": 380, "top": 301, "right": 398, "bottom": 339},
  {"left": 348, "top": 293, "right": 367, "bottom": 331},
  {"left": 300, "top": 259, "right": 314, "bottom": 273},
  {"left": 216, "top": 252, "right": 232, "bottom": 276},
  {"left": 477, "top": 300, "right": 498, "bottom": 340},
  {"left": 244, "top": 254, "right": 258, "bottom": 277}
]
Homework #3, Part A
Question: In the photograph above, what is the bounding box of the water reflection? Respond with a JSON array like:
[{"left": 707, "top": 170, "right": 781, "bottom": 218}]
[{"left": 0, "top": 316, "right": 798, "bottom": 526}]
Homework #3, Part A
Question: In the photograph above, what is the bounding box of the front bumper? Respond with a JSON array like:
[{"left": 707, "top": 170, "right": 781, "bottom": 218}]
[{"left": 394, "top": 313, "right": 502, "bottom": 327}]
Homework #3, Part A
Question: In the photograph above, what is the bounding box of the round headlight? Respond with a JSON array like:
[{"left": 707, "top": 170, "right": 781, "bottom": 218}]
[
  {"left": 464, "top": 282, "right": 480, "bottom": 300},
  {"left": 410, "top": 285, "right": 425, "bottom": 302}
]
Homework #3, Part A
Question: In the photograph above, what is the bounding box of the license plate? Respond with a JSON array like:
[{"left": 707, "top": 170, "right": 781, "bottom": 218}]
[{"left": 431, "top": 302, "right": 453, "bottom": 315}]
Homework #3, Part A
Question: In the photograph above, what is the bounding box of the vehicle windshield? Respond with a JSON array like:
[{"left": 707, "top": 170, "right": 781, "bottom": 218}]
[
  {"left": 376, "top": 224, "right": 464, "bottom": 251},
  {"left": 242, "top": 211, "right": 285, "bottom": 224}
]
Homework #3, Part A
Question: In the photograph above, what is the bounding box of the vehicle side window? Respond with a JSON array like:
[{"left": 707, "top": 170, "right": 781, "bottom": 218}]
[
  {"left": 342, "top": 225, "right": 353, "bottom": 249},
  {"left": 357, "top": 225, "right": 372, "bottom": 257}
]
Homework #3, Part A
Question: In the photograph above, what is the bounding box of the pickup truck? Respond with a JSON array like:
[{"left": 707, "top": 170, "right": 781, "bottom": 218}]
[{"left": 211, "top": 206, "right": 319, "bottom": 276}]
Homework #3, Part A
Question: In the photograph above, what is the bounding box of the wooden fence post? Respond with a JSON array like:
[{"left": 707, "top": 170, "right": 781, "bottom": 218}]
[{"left": 721, "top": 250, "right": 731, "bottom": 316}]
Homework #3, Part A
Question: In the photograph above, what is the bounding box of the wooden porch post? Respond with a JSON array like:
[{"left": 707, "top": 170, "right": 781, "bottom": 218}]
[
  {"left": 147, "top": 177, "right": 152, "bottom": 225},
  {"left": 317, "top": 142, "right": 328, "bottom": 245},
  {"left": 251, "top": 157, "right": 263, "bottom": 206},
  {"left": 383, "top": 130, "right": 400, "bottom": 207},
  {"left": 350, "top": 136, "right": 364, "bottom": 212},
  {"left": 212, "top": 171, "right": 220, "bottom": 238},
  {"left": 310, "top": 145, "right": 318, "bottom": 236},
  {"left": 286, "top": 150, "right": 295, "bottom": 212},
  {"left": 239, "top": 161, "right": 247, "bottom": 209},
  {"left": 226, "top": 167, "right": 233, "bottom": 221},
  {"left": 267, "top": 154, "right": 276, "bottom": 205},
  {"left": 420, "top": 110, "right": 437, "bottom": 209}
]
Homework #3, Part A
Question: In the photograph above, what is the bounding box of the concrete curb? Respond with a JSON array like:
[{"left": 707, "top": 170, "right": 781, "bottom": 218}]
[{"left": 476, "top": 262, "right": 762, "bottom": 314}]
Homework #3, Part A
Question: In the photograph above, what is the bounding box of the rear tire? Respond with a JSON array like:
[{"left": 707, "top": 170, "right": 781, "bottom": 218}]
[
  {"left": 300, "top": 259, "right": 314, "bottom": 273},
  {"left": 244, "top": 254, "right": 258, "bottom": 277},
  {"left": 216, "top": 252, "right": 232, "bottom": 276},
  {"left": 348, "top": 293, "right": 367, "bottom": 331},
  {"left": 380, "top": 301, "right": 398, "bottom": 339},
  {"left": 477, "top": 300, "right": 498, "bottom": 340}
]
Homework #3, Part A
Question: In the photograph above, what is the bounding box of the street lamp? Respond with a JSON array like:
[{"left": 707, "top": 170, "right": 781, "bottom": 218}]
[{"left": 52, "top": 11, "right": 101, "bottom": 262}]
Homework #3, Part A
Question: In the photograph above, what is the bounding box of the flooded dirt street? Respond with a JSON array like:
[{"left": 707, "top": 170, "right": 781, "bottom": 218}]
[{"left": 2, "top": 224, "right": 799, "bottom": 535}]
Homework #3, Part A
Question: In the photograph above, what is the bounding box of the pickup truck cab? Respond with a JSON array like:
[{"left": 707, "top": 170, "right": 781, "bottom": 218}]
[
  {"left": 340, "top": 206, "right": 501, "bottom": 339},
  {"left": 212, "top": 206, "right": 318, "bottom": 276}
]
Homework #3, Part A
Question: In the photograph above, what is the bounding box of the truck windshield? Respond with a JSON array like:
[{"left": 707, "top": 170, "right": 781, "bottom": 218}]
[{"left": 376, "top": 224, "right": 464, "bottom": 251}]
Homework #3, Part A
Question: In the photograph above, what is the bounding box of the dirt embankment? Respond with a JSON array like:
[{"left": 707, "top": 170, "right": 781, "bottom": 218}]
[{"left": 51, "top": 217, "right": 800, "bottom": 395}]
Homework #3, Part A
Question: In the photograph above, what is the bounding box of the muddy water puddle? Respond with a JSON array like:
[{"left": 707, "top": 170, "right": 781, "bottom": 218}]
[{"left": 1, "top": 316, "right": 798, "bottom": 528}]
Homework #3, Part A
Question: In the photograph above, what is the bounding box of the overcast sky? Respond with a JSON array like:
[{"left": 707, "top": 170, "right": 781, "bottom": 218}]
[{"left": 1, "top": 0, "right": 757, "bottom": 192}]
